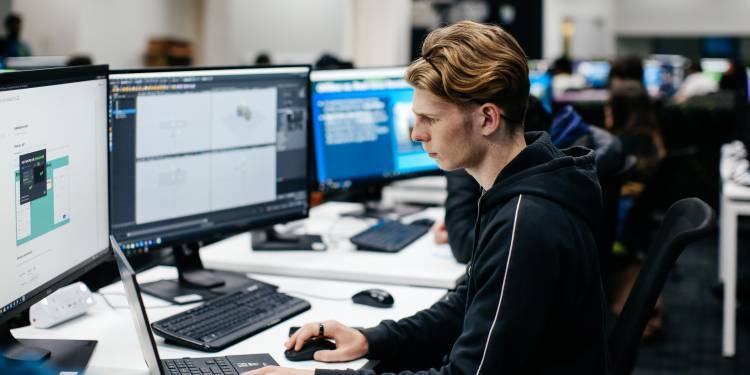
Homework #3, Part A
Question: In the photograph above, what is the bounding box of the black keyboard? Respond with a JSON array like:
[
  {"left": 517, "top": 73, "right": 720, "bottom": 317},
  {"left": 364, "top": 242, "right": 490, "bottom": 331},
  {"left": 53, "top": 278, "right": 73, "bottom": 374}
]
[
  {"left": 350, "top": 220, "right": 430, "bottom": 253},
  {"left": 161, "top": 353, "right": 277, "bottom": 375},
  {"left": 152, "top": 285, "right": 310, "bottom": 352}
]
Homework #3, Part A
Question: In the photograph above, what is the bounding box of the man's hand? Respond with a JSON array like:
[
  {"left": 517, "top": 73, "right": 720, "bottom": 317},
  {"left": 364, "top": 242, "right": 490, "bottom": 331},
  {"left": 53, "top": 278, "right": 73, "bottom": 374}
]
[
  {"left": 243, "top": 366, "right": 313, "bottom": 375},
  {"left": 432, "top": 220, "right": 448, "bottom": 244},
  {"left": 285, "top": 320, "right": 368, "bottom": 362}
]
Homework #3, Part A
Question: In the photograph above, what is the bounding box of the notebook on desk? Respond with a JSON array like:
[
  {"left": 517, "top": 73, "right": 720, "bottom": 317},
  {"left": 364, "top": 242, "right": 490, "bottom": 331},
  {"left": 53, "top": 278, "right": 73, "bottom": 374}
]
[{"left": 110, "top": 235, "right": 278, "bottom": 375}]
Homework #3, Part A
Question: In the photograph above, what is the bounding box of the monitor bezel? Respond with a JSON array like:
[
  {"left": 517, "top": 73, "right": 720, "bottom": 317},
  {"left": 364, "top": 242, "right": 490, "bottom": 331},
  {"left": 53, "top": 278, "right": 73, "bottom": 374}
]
[
  {"left": 107, "top": 65, "right": 314, "bottom": 250},
  {"left": 309, "top": 66, "right": 442, "bottom": 193},
  {"left": 0, "top": 65, "right": 111, "bottom": 326}
]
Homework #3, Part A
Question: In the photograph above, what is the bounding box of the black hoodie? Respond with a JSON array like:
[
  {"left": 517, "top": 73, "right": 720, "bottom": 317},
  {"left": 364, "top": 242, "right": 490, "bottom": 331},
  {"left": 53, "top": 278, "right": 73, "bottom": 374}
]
[{"left": 316, "top": 132, "right": 609, "bottom": 375}]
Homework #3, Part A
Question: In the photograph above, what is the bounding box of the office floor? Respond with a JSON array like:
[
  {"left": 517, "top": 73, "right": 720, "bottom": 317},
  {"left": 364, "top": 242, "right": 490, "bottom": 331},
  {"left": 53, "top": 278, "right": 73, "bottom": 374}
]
[{"left": 632, "top": 232, "right": 750, "bottom": 374}]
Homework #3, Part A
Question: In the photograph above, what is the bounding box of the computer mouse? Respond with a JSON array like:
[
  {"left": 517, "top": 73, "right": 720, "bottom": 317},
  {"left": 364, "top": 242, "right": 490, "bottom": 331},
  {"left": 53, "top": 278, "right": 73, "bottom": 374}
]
[
  {"left": 410, "top": 218, "right": 435, "bottom": 227},
  {"left": 284, "top": 338, "right": 337, "bottom": 361},
  {"left": 351, "top": 288, "right": 394, "bottom": 308}
]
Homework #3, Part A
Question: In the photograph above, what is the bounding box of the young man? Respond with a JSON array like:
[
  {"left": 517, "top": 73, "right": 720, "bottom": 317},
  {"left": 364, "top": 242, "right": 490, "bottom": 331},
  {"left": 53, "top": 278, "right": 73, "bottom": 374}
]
[{"left": 247, "top": 21, "right": 608, "bottom": 375}]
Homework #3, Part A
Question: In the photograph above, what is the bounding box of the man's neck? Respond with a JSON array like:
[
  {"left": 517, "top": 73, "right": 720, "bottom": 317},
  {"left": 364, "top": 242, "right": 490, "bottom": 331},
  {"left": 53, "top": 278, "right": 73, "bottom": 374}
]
[{"left": 466, "top": 133, "right": 527, "bottom": 191}]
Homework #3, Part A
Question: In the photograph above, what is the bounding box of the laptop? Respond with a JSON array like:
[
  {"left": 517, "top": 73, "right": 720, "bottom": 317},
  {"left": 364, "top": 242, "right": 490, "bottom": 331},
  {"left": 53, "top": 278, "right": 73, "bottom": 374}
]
[{"left": 110, "top": 235, "right": 278, "bottom": 375}]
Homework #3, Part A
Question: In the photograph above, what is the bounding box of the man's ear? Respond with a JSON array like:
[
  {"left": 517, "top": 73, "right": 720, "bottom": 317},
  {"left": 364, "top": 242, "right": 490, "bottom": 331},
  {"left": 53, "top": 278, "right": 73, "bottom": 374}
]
[{"left": 477, "top": 103, "right": 502, "bottom": 136}]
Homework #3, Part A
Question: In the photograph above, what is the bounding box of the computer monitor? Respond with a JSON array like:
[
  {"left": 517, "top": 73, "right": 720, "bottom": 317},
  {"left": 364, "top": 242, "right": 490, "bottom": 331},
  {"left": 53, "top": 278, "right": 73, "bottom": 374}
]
[
  {"left": 108, "top": 66, "right": 312, "bottom": 302},
  {"left": 529, "top": 70, "right": 552, "bottom": 113},
  {"left": 643, "top": 56, "right": 686, "bottom": 98},
  {"left": 0, "top": 66, "right": 109, "bottom": 366},
  {"left": 574, "top": 60, "right": 610, "bottom": 89},
  {"left": 4, "top": 56, "right": 68, "bottom": 70},
  {"left": 310, "top": 67, "right": 439, "bottom": 192},
  {"left": 701, "top": 58, "right": 730, "bottom": 84}
]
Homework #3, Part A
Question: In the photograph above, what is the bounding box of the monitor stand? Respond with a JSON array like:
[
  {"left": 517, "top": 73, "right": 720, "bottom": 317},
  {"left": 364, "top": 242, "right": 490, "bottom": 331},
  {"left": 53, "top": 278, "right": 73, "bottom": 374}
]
[
  {"left": 0, "top": 323, "right": 96, "bottom": 372},
  {"left": 140, "top": 242, "right": 271, "bottom": 305},
  {"left": 251, "top": 226, "right": 325, "bottom": 251}
]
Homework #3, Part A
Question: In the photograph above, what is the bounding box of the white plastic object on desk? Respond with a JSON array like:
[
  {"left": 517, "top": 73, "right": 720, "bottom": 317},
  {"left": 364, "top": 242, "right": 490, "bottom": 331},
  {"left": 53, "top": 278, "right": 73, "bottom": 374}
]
[{"left": 30, "top": 281, "right": 95, "bottom": 328}]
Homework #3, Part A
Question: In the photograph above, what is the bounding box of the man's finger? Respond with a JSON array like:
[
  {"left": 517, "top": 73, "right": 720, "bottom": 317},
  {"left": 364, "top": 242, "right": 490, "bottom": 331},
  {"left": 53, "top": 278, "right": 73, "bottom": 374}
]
[
  {"left": 313, "top": 349, "right": 349, "bottom": 363},
  {"left": 294, "top": 324, "right": 318, "bottom": 351}
]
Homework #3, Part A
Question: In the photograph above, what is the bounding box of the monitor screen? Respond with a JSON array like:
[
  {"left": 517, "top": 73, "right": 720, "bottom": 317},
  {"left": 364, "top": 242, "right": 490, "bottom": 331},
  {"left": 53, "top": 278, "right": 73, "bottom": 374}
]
[
  {"left": 747, "top": 67, "right": 750, "bottom": 103},
  {"left": 701, "top": 58, "right": 730, "bottom": 84},
  {"left": 574, "top": 60, "right": 610, "bottom": 88},
  {"left": 643, "top": 57, "right": 685, "bottom": 98},
  {"left": 0, "top": 66, "right": 110, "bottom": 323},
  {"left": 311, "top": 67, "right": 438, "bottom": 191},
  {"left": 529, "top": 70, "right": 552, "bottom": 112},
  {"left": 108, "top": 66, "right": 311, "bottom": 254}
]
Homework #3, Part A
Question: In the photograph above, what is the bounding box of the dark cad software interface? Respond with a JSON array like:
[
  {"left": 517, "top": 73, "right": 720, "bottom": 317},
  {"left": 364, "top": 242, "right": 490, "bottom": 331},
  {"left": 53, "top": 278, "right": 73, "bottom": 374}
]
[
  {"left": 109, "top": 67, "right": 310, "bottom": 253},
  {"left": 311, "top": 68, "right": 438, "bottom": 190}
]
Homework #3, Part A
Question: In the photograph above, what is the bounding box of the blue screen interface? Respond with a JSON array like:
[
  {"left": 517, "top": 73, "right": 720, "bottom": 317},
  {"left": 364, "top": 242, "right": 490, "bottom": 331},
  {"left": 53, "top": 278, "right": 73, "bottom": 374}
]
[{"left": 311, "top": 68, "right": 438, "bottom": 190}]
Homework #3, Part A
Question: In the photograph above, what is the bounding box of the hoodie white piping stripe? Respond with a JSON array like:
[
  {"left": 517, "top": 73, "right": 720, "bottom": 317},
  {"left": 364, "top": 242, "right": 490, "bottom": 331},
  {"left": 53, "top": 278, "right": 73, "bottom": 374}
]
[{"left": 475, "top": 194, "right": 523, "bottom": 375}]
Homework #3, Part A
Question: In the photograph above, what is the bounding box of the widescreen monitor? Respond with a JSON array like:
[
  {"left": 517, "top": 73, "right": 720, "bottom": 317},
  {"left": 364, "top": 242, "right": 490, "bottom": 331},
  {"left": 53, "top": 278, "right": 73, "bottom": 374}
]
[
  {"left": 644, "top": 56, "right": 686, "bottom": 98},
  {"left": 0, "top": 65, "right": 109, "bottom": 366},
  {"left": 574, "top": 60, "right": 610, "bottom": 88},
  {"left": 701, "top": 58, "right": 730, "bottom": 84},
  {"left": 310, "top": 67, "right": 438, "bottom": 191},
  {"left": 108, "top": 66, "right": 312, "bottom": 301}
]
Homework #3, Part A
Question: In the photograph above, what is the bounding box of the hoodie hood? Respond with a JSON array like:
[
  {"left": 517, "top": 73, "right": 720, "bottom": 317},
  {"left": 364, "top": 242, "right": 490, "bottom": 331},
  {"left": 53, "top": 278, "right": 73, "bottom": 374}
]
[{"left": 484, "top": 131, "right": 602, "bottom": 230}]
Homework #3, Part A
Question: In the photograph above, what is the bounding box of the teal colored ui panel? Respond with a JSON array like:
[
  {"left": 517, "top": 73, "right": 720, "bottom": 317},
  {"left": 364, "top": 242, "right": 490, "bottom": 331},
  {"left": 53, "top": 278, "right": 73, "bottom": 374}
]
[{"left": 15, "top": 156, "right": 70, "bottom": 246}]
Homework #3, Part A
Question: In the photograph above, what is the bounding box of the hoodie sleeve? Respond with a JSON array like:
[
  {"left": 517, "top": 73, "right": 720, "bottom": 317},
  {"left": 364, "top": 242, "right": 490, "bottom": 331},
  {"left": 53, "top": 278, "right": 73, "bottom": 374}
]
[
  {"left": 316, "top": 195, "right": 563, "bottom": 375},
  {"left": 355, "top": 280, "right": 467, "bottom": 367},
  {"left": 444, "top": 170, "right": 480, "bottom": 264}
]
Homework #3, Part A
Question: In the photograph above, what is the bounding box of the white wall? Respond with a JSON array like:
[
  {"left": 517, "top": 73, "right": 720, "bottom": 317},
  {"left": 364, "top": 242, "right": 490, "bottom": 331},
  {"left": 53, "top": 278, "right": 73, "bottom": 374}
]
[
  {"left": 12, "top": 0, "right": 201, "bottom": 68},
  {"left": 349, "top": 0, "right": 411, "bottom": 67},
  {"left": 543, "top": 0, "right": 615, "bottom": 59},
  {"left": 201, "top": 0, "right": 411, "bottom": 68},
  {"left": 615, "top": 0, "right": 750, "bottom": 36},
  {"left": 0, "top": 0, "right": 11, "bottom": 21},
  {"left": 202, "top": 0, "right": 350, "bottom": 66}
]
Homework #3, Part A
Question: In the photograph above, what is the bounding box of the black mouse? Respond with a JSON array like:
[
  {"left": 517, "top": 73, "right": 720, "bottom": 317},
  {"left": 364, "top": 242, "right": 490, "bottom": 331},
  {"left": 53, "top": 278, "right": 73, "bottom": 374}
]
[
  {"left": 352, "top": 288, "right": 394, "bottom": 308},
  {"left": 410, "top": 218, "right": 435, "bottom": 227},
  {"left": 284, "top": 339, "right": 336, "bottom": 361}
]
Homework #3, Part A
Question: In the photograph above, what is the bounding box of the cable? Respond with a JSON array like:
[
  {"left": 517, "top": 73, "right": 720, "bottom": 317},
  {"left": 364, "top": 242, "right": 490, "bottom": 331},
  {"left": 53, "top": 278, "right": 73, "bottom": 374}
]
[
  {"left": 96, "top": 292, "right": 174, "bottom": 310},
  {"left": 279, "top": 289, "right": 350, "bottom": 302}
]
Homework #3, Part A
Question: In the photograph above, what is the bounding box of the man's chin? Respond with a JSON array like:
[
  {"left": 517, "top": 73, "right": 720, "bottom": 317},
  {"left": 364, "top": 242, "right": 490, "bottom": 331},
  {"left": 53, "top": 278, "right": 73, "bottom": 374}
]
[{"left": 436, "top": 161, "right": 461, "bottom": 172}]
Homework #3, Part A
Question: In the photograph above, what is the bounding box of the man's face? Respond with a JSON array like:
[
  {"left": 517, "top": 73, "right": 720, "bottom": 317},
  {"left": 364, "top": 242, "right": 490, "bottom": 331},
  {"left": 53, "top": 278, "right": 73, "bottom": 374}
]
[{"left": 410, "top": 88, "right": 483, "bottom": 171}]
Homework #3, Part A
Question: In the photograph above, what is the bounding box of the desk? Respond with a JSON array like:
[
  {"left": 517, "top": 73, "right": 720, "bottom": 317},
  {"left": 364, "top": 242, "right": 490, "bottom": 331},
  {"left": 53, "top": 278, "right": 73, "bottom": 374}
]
[
  {"left": 201, "top": 202, "right": 466, "bottom": 289},
  {"left": 12, "top": 266, "right": 447, "bottom": 374},
  {"left": 718, "top": 174, "right": 750, "bottom": 357}
]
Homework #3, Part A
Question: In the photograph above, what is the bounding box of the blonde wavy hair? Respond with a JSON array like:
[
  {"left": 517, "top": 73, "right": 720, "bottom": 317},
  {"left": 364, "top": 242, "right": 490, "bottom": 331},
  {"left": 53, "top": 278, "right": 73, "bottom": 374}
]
[{"left": 406, "top": 21, "right": 529, "bottom": 130}]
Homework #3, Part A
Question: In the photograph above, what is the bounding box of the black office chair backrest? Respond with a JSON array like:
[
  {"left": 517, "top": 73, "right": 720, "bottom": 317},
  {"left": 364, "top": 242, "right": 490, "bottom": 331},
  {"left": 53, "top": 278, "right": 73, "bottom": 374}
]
[{"left": 609, "top": 197, "right": 714, "bottom": 375}]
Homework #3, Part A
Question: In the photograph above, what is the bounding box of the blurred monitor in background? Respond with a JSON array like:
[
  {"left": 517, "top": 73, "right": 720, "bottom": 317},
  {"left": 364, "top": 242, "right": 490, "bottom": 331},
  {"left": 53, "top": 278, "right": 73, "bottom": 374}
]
[
  {"left": 700, "top": 58, "right": 730, "bottom": 84},
  {"left": 574, "top": 60, "right": 611, "bottom": 89}
]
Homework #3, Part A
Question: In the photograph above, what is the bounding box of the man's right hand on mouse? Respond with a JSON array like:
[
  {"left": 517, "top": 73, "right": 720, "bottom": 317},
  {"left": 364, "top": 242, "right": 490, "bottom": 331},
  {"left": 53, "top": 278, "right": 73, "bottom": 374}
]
[{"left": 285, "top": 320, "right": 369, "bottom": 362}]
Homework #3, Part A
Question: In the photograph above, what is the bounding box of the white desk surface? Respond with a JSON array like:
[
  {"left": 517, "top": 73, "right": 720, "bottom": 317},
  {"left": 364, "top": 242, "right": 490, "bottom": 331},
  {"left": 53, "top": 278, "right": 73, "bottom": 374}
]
[
  {"left": 201, "top": 202, "right": 466, "bottom": 289},
  {"left": 12, "top": 266, "right": 447, "bottom": 374}
]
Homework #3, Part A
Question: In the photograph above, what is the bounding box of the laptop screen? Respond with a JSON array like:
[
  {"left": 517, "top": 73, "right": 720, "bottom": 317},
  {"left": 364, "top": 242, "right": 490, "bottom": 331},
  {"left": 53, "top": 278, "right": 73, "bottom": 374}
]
[{"left": 111, "top": 235, "right": 164, "bottom": 375}]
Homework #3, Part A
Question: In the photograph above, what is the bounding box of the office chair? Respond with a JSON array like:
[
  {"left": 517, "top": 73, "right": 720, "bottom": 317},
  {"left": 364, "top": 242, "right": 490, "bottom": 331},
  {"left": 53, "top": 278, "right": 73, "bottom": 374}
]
[{"left": 608, "top": 197, "right": 714, "bottom": 375}]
